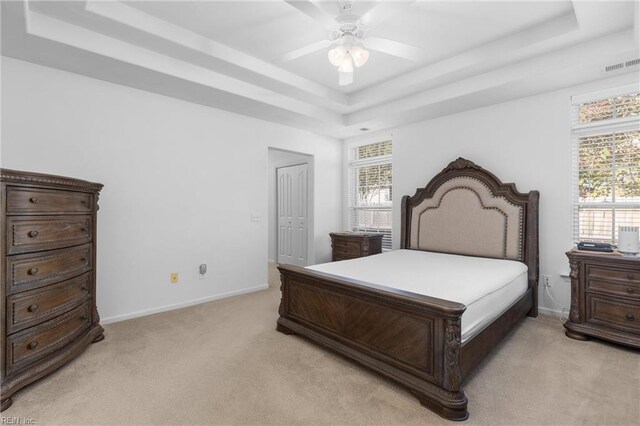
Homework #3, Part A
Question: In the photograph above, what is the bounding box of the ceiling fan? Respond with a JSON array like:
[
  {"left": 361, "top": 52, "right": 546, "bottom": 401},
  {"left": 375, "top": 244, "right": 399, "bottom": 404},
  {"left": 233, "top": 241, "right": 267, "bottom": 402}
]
[{"left": 281, "top": 0, "right": 426, "bottom": 86}]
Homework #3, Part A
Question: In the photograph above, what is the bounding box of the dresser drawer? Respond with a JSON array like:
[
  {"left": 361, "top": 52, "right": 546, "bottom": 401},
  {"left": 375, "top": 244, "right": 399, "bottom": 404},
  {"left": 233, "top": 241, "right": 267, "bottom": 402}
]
[
  {"left": 6, "top": 244, "right": 92, "bottom": 294},
  {"left": 6, "top": 215, "right": 92, "bottom": 255},
  {"left": 587, "top": 295, "right": 640, "bottom": 334},
  {"left": 6, "top": 273, "right": 92, "bottom": 334},
  {"left": 6, "top": 302, "right": 91, "bottom": 374},
  {"left": 6, "top": 187, "right": 93, "bottom": 214}
]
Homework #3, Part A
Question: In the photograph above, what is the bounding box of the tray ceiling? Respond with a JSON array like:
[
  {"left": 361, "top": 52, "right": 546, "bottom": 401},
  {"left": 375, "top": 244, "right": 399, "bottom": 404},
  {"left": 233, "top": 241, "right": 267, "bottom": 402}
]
[{"left": 2, "top": 1, "right": 639, "bottom": 138}]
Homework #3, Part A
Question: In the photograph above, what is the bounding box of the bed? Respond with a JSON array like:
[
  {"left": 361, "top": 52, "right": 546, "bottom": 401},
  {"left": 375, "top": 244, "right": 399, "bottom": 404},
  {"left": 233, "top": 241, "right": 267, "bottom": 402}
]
[{"left": 276, "top": 157, "right": 539, "bottom": 421}]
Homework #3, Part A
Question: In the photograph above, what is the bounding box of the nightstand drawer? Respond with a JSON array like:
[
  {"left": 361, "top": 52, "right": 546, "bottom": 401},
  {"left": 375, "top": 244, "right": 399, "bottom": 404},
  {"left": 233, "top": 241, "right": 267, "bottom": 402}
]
[
  {"left": 332, "top": 240, "right": 362, "bottom": 255},
  {"left": 587, "top": 295, "right": 640, "bottom": 334},
  {"left": 587, "top": 265, "right": 640, "bottom": 285},
  {"left": 587, "top": 278, "right": 640, "bottom": 301}
]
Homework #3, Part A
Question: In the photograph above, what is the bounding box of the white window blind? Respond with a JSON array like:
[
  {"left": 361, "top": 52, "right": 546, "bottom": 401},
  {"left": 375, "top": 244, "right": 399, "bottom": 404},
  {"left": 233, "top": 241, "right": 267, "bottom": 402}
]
[
  {"left": 572, "top": 88, "right": 640, "bottom": 245},
  {"left": 348, "top": 140, "right": 392, "bottom": 250}
]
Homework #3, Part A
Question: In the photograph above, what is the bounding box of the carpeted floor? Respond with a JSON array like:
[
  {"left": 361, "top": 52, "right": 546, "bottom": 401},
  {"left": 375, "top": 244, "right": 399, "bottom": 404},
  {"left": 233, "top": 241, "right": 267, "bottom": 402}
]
[{"left": 4, "top": 282, "right": 639, "bottom": 425}]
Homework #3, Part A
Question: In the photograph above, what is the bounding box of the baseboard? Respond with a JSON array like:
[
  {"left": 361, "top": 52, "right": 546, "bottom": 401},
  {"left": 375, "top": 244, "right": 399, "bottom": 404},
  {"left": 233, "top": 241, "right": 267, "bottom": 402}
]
[
  {"left": 101, "top": 284, "right": 269, "bottom": 324},
  {"left": 538, "top": 306, "right": 564, "bottom": 317}
]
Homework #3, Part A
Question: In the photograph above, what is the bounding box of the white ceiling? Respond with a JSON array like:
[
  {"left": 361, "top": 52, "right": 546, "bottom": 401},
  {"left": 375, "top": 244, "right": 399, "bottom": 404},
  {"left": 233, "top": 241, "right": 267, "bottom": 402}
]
[{"left": 2, "top": 1, "right": 639, "bottom": 138}]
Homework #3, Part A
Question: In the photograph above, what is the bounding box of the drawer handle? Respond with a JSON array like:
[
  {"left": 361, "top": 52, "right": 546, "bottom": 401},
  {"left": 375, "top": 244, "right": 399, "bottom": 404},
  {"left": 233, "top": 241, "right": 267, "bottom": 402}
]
[
  {"left": 81, "top": 227, "right": 87, "bottom": 232},
  {"left": 28, "top": 304, "right": 39, "bottom": 312},
  {"left": 628, "top": 274, "right": 635, "bottom": 280},
  {"left": 81, "top": 200, "right": 87, "bottom": 205},
  {"left": 28, "top": 230, "right": 39, "bottom": 238},
  {"left": 29, "top": 197, "right": 39, "bottom": 204},
  {"left": 628, "top": 288, "right": 635, "bottom": 294},
  {"left": 627, "top": 314, "right": 635, "bottom": 321},
  {"left": 27, "top": 341, "right": 38, "bottom": 350},
  {"left": 28, "top": 267, "right": 39, "bottom": 275},
  {"left": 80, "top": 315, "right": 88, "bottom": 321},
  {"left": 81, "top": 257, "right": 87, "bottom": 264}
]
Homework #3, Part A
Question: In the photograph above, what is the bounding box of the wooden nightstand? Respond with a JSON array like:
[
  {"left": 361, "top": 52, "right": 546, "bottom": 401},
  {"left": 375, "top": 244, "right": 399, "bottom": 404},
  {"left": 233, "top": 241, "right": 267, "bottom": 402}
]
[
  {"left": 329, "top": 232, "right": 383, "bottom": 262},
  {"left": 565, "top": 249, "right": 640, "bottom": 349}
]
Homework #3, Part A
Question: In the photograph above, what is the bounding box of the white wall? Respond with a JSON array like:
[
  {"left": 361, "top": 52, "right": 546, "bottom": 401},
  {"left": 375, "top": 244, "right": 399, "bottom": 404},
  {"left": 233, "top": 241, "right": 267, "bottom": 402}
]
[
  {"left": 267, "top": 148, "right": 314, "bottom": 263},
  {"left": 344, "top": 72, "right": 639, "bottom": 315},
  {"left": 1, "top": 57, "right": 342, "bottom": 322}
]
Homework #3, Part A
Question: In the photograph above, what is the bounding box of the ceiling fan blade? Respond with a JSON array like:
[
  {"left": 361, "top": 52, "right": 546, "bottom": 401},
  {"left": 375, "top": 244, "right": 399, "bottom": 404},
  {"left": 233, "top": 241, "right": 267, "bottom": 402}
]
[
  {"left": 359, "top": 0, "right": 415, "bottom": 29},
  {"left": 284, "top": 0, "right": 335, "bottom": 28},
  {"left": 279, "top": 40, "right": 331, "bottom": 62},
  {"left": 363, "top": 37, "right": 426, "bottom": 62}
]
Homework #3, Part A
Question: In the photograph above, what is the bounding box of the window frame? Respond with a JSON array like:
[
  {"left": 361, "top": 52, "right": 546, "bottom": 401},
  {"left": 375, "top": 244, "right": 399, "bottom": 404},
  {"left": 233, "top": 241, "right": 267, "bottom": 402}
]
[
  {"left": 571, "top": 85, "right": 640, "bottom": 245},
  {"left": 347, "top": 140, "right": 393, "bottom": 250}
]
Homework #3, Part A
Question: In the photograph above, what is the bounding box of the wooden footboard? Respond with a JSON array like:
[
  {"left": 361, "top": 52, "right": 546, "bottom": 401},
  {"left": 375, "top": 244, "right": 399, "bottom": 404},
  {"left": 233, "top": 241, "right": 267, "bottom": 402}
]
[{"left": 276, "top": 264, "right": 470, "bottom": 421}]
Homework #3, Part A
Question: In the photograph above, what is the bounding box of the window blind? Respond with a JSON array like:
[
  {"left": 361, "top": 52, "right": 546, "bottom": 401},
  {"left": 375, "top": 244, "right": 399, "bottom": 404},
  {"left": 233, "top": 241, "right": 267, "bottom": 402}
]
[
  {"left": 572, "top": 88, "right": 640, "bottom": 244},
  {"left": 348, "top": 141, "right": 392, "bottom": 250}
]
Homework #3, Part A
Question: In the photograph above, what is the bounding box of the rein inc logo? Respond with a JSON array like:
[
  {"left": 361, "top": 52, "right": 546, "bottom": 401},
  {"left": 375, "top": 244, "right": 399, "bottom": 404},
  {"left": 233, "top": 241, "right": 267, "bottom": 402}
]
[{"left": 1, "top": 417, "right": 35, "bottom": 425}]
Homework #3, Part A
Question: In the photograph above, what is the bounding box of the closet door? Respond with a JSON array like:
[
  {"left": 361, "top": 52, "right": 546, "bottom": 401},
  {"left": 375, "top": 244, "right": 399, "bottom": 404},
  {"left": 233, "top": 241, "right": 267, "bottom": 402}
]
[{"left": 277, "top": 164, "right": 308, "bottom": 266}]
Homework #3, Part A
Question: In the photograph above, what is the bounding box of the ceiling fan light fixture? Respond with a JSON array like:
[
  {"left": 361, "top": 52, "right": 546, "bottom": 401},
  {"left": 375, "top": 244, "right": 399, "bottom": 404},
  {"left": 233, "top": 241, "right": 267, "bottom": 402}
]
[
  {"left": 328, "top": 45, "right": 347, "bottom": 67},
  {"left": 350, "top": 45, "right": 369, "bottom": 67},
  {"left": 337, "top": 54, "right": 354, "bottom": 73}
]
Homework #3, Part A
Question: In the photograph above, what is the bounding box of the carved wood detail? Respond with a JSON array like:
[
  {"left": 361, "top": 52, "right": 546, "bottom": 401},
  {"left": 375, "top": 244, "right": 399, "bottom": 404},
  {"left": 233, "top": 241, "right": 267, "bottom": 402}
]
[{"left": 443, "top": 318, "right": 462, "bottom": 392}]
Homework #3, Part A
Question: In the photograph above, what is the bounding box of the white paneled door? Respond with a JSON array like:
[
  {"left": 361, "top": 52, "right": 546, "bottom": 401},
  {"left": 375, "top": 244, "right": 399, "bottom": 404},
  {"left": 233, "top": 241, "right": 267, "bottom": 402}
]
[{"left": 277, "top": 164, "right": 309, "bottom": 266}]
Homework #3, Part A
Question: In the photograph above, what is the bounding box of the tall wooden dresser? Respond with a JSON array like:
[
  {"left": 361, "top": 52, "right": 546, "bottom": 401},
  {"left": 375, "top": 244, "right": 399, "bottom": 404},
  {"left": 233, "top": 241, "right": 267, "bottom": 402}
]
[
  {"left": 565, "top": 249, "right": 640, "bottom": 349},
  {"left": 1, "top": 169, "right": 104, "bottom": 410}
]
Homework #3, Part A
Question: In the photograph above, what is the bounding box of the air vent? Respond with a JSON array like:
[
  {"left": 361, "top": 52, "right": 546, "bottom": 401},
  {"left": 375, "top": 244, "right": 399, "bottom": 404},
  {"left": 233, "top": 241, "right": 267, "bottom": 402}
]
[
  {"left": 605, "top": 63, "right": 624, "bottom": 72},
  {"left": 603, "top": 58, "right": 640, "bottom": 73}
]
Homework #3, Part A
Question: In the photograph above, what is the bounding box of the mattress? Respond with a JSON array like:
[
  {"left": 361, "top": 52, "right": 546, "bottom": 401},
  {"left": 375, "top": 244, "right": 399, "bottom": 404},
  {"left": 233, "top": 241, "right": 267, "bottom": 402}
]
[{"left": 306, "top": 249, "right": 528, "bottom": 342}]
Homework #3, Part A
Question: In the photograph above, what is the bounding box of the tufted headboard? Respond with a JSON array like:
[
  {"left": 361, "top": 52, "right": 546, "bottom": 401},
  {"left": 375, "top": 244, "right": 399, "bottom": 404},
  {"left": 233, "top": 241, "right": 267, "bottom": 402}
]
[{"left": 401, "top": 158, "right": 539, "bottom": 307}]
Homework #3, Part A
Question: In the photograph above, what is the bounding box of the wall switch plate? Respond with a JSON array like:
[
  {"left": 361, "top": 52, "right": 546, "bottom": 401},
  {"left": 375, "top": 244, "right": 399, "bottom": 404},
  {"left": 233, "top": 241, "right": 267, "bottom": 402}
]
[
  {"left": 542, "top": 274, "right": 551, "bottom": 287},
  {"left": 170, "top": 272, "right": 179, "bottom": 284}
]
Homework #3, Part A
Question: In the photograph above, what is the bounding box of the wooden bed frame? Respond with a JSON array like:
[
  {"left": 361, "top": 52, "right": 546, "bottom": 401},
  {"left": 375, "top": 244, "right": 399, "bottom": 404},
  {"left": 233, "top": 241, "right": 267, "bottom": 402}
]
[{"left": 276, "top": 158, "right": 539, "bottom": 421}]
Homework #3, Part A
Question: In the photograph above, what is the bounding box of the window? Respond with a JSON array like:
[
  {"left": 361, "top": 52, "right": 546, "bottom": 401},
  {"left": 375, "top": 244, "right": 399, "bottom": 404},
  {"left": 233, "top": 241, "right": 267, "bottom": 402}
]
[
  {"left": 348, "top": 141, "right": 392, "bottom": 250},
  {"left": 572, "top": 88, "right": 640, "bottom": 244}
]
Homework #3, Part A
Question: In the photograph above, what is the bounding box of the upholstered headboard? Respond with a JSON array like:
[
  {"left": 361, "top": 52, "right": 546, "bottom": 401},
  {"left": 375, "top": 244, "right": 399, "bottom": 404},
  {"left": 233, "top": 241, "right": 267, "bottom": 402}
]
[{"left": 401, "top": 158, "right": 539, "bottom": 305}]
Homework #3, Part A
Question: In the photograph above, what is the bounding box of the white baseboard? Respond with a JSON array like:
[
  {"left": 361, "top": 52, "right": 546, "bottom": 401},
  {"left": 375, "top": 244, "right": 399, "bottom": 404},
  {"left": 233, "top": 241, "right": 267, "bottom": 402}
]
[
  {"left": 101, "top": 284, "right": 269, "bottom": 325},
  {"left": 538, "top": 306, "right": 564, "bottom": 317}
]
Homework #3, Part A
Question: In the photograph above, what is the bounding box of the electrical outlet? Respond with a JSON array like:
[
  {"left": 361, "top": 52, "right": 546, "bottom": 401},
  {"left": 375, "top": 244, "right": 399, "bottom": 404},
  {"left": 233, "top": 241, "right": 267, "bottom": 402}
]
[
  {"left": 542, "top": 274, "right": 551, "bottom": 288},
  {"left": 170, "top": 272, "right": 179, "bottom": 284},
  {"left": 199, "top": 264, "right": 207, "bottom": 280}
]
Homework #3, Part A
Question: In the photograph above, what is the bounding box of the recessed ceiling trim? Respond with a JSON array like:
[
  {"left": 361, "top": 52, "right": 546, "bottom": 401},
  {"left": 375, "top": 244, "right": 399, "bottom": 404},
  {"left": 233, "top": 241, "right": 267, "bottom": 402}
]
[
  {"left": 24, "top": 8, "right": 344, "bottom": 126},
  {"left": 83, "top": 0, "right": 349, "bottom": 109},
  {"left": 348, "top": 10, "right": 580, "bottom": 110},
  {"left": 346, "top": 29, "right": 637, "bottom": 126}
]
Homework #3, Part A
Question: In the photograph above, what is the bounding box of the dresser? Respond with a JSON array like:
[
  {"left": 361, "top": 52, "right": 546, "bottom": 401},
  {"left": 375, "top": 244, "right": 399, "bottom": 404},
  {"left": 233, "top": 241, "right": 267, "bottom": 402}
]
[
  {"left": 330, "top": 232, "right": 384, "bottom": 262},
  {"left": 1, "top": 169, "right": 104, "bottom": 411},
  {"left": 564, "top": 249, "right": 640, "bottom": 349}
]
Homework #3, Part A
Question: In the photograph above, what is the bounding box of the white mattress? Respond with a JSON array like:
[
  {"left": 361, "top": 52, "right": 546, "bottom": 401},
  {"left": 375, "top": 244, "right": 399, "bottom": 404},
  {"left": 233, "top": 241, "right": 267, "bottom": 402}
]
[{"left": 307, "top": 249, "right": 528, "bottom": 343}]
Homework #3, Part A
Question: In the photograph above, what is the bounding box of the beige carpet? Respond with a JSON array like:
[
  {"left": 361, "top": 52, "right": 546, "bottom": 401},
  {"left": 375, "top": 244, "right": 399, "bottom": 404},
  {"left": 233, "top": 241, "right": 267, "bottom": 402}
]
[{"left": 4, "top": 285, "right": 639, "bottom": 425}]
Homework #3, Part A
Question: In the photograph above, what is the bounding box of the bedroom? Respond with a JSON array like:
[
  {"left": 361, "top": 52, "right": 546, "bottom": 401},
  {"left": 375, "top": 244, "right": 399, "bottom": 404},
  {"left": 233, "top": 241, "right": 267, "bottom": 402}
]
[{"left": 0, "top": 0, "right": 639, "bottom": 424}]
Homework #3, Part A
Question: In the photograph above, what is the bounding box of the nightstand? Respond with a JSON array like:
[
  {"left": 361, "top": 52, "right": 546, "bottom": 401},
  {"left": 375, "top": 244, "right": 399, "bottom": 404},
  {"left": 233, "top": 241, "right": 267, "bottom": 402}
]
[
  {"left": 565, "top": 249, "right": 640, "bottom": 349},
  {"left": 329, "top": 232, "right": 383, "bottom": 262}
]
